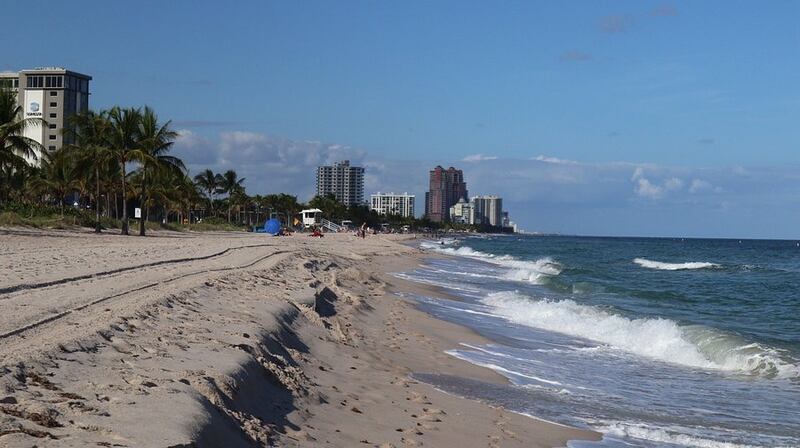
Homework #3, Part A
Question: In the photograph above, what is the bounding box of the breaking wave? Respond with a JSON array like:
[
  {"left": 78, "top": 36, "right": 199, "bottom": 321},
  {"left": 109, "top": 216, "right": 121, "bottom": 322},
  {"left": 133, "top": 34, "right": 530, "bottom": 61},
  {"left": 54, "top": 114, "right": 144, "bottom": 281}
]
[
  {"left": 599, "top": 421, "right": 765, "bottom": 448},
  {"left": 421, "top": 242, "right": 562, "bottom": 285},
  {"left": 482, "top": 291, "right": 800, "bottom": 379},
  {"left": 634, "top": 258, "right": 720, "bottom": 271}
]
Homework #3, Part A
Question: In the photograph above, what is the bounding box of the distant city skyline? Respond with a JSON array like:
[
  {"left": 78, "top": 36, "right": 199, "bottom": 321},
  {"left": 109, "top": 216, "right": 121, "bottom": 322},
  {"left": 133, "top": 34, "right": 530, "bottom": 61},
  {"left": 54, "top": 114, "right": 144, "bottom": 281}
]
[{"left": 4, "top": 1, "right": 800, "bottom": 238}]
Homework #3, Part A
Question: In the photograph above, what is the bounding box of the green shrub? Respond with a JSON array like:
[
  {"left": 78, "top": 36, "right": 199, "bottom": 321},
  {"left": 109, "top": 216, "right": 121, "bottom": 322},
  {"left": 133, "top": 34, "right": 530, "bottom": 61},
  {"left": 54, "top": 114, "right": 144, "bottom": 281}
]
[
  {"left": 0, "top": 211, "right": 27, "bottom": 227},
  {"left": 197, "top": 216, "right": 229, "bottom": 225}
]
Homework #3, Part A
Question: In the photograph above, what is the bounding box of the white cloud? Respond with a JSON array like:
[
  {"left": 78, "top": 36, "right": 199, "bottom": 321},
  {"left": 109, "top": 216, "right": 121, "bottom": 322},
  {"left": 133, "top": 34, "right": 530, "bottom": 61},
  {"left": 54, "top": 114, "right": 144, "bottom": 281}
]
[
  {"left": 634, "top": 177, "right": 664, "bottom": 199},
  {"left": 175, "top": 129, "right": 207, "bottom": 148},
  {"left": 534, "top": 155, "right": 578, "bottom": 165},
  {"left": 689, "top": 179, "right": 711, "bottom": 194},
  {"left": 630, "top": 168, "right": 683, "bottom": 199},
  {"left": 173, "top": 130, "right": 367, "bottom": 201},
  {"left": 688, "top": 178, "right": 723, "bottom": 194},
  {"left": 463, "top": 154, "right": 498, "bottom": 162},
  {"left": 665, "top": 177, "right": 684, "bottom": 191}
]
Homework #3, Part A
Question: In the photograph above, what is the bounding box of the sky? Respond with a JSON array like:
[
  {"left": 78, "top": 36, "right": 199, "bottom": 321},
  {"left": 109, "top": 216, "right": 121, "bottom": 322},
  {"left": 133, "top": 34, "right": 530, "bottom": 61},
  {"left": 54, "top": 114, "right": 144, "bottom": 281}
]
[{"left": 3, "top": 1, "right": 800, "bottom": 238}]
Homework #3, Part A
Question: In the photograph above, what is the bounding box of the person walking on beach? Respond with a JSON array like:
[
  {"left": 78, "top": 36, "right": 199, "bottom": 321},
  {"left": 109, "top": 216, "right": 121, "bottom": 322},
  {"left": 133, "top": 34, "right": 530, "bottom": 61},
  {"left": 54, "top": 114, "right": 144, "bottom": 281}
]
[{"left": 359, "top": 222, "right": 367, "bottom": 239}]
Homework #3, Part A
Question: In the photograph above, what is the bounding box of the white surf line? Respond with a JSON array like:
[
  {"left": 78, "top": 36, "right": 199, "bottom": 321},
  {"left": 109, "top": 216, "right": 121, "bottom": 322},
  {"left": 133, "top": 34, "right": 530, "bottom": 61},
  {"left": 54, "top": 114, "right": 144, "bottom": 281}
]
[{"left": 0, "top": 250, "right": 294, "bottom": 340}]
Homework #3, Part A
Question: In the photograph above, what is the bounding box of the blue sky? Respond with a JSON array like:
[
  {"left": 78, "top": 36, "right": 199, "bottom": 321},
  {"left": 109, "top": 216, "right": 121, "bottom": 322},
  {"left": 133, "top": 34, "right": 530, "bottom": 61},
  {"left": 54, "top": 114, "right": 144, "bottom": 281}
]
[{"left": 4, "top": 1, "right": 800, "bottom": 238}]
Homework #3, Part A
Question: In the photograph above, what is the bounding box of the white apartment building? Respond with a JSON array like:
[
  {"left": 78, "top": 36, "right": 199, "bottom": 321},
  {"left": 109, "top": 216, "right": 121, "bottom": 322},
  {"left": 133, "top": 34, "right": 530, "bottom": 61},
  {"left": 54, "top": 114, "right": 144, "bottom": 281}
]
[
  {"left": 315, "top": 160, "right": 365, "bottom": 206},
  {"left": 370, "top": 192, "right": 415, "bottom": 218},
  {"left": 0, "top": 67, "right": 91, "bottom": 163},
  {"left": 472, "top": 195, "right": 503, "bottom": 227}
]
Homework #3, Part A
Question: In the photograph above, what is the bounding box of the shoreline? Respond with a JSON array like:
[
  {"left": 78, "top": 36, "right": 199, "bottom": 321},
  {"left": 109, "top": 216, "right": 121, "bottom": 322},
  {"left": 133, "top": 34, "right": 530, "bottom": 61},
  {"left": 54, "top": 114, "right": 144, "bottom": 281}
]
[{"left": 0, "top": 229, "right": 600, "bottom": 447}]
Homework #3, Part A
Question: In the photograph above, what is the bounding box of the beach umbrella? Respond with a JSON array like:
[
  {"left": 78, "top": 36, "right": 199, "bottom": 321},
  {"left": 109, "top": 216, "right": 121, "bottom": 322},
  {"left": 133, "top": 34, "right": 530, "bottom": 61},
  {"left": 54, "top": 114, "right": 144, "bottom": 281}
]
[{"left": 265, "top": 218, "right": 281, "bottom": 235}]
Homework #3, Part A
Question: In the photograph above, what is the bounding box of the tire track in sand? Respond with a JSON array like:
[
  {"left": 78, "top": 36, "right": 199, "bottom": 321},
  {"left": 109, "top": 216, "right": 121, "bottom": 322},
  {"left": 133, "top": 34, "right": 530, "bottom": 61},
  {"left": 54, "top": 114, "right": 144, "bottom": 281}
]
[
  {"left": 0, "top": 248, "right": 294, "bottom": 340},
  {"left": 0, "top": 243, "right": 282, "bottom": 296}
]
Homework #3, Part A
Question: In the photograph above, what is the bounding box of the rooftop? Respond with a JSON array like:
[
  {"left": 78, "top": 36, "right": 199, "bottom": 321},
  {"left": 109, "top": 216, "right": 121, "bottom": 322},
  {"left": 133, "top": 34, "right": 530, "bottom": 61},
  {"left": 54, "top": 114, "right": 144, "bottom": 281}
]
[
  {"left": 18, "top": 67, "right": 92, "bottom": 80},
  {"left": 371, "top": 192, "right": 414, "bottom": 197}
]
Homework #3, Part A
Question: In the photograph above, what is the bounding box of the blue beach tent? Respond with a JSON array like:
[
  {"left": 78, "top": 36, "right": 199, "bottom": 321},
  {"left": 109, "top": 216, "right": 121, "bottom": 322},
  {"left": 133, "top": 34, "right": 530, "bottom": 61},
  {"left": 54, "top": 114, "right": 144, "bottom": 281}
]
[{"left": 254, "top": 218, "right": 282, "bottom": 235}]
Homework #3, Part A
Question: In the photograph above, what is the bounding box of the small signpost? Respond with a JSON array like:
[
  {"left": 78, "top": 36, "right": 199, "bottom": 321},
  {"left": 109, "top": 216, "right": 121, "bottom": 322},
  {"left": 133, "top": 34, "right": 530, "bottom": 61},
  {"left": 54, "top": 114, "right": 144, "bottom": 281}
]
[{"left": 134, "top": 208, "right": 142, "bottom": 219}]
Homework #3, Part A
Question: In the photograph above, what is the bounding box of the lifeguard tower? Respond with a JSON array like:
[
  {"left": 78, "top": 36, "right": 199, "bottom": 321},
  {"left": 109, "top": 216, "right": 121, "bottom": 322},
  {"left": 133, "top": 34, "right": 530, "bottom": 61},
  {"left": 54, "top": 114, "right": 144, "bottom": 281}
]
[
  {"left": 299, "top": 208, "right": 344, "bottom": 232},
  {"left": 300, "top": 209, "right": 323, "bottom": 229}
]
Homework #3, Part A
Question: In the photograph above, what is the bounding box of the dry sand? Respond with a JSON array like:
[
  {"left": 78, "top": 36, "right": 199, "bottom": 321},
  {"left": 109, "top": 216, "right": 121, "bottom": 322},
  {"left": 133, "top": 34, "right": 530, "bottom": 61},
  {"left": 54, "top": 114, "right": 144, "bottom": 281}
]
[{"left": 0, "top": 227, "right": 600, "bottom": 447}]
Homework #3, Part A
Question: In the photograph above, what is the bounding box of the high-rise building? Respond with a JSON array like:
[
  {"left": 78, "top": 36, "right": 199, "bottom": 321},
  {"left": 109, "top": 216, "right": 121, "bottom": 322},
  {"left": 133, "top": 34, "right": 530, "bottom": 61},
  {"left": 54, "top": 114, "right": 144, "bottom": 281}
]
[
  {"left": 0, "top": 67, "right": 92, "bottom": 163},
  {"left": 315, "top": 160, "right": 365, "bottom": 206},
  {"left": 424, "top": 166, "right": 468, "bottom": 222},
  {"left": 472, "top": 195, "right": 503, "bottom": 227},
  {"left": 449, "top": 197, "right": 474, "bottom": 224},
  {"left": 370, "top": 192, "right": 415, "bottom": 218}
]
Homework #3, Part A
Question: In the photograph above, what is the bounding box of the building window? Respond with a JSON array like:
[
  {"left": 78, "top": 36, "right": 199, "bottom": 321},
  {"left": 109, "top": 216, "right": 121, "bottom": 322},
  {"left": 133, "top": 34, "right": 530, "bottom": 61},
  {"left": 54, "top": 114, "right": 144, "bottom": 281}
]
[
  {"left": 49, "top": 134, "right": 56, "bottom": 140},
  {"left": 26, "top": 76, "right": 44, "bottom": 88},
  {"left": 49, "top": 124, "right": 56, "bottom": 129},
  {"left": 48, "top": 146, "right": 56, "bottom": 151},
  {"left": 49, "top": 113, "right": 57, "bottom": 118},
  {"left": 49, "top": 102, "right": 57, "bottom": 107},
  {"left": 50, "top": 91, "right": 57, "bottom": 96}
]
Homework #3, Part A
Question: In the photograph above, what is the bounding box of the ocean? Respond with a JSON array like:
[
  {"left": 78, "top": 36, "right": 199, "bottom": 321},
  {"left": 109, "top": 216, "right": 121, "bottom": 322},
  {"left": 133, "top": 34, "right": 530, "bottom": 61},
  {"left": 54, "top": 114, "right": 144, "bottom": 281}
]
[{"left": 397, "top": 235, "right": 800, "bottom": 448}]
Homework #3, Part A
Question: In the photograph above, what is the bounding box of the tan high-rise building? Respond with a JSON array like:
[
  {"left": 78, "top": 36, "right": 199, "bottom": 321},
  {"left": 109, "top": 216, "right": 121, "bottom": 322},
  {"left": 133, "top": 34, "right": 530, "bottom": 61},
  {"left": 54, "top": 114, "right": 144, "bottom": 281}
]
[{"left": 0, "top": 67, "right": 92, "bottom": 163}]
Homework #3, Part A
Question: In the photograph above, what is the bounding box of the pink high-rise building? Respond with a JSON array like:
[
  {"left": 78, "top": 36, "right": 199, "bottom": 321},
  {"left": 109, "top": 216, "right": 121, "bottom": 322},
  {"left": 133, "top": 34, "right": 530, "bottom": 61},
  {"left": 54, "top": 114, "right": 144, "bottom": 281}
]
[{"left": 424, "top": 166, "right": 468, "bottom": 222}]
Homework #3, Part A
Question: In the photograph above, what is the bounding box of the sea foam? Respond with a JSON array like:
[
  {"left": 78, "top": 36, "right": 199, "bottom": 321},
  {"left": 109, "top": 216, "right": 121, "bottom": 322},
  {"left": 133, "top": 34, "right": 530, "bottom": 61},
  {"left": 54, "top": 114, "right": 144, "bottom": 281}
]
[
  {"left": 422, "top": 242, "right": 562, "bottom": 285},
  {"left": 599, "top": 421, "right": 763, "bottom": 448},
  {"left": 482, "top": 291, "right": 799, "bottom": 378},
  {"left": 634, "top": 258, "right": 720, "bottom": 270}
]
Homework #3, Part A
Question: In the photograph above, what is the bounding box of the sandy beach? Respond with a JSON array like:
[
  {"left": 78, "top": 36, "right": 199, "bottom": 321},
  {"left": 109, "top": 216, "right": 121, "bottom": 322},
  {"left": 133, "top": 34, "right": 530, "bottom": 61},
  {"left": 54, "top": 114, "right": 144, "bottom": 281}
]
[{"left": 0, "top": 228, "right": 599, "bottom": 447}]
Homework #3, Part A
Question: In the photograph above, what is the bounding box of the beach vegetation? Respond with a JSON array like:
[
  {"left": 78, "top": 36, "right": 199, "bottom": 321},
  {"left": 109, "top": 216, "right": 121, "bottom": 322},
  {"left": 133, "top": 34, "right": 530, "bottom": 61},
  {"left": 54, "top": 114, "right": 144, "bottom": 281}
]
[
  {"left": 0, "top": 87, "right": 44, "bottom": 203},
  {"left": 218, "top": 169, "right": 246, "bottom": 223},
  {"left": 0, "top": 95, "right": 459, "bottom": 235},
  {"left": 134, "top": 106, "right": 182, "bottom": 236}
]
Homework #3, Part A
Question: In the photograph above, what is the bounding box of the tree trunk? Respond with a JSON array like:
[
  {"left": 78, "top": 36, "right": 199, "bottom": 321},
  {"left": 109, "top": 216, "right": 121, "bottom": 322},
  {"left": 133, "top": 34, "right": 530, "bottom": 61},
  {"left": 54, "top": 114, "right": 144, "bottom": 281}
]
[
  {"left": 139, "top": 168, "right": 147, "bottom": 236},
  {"left": 121, "top": 159, "right": 128, "bottom": 235},
  {"left": 95, "top": 167, "right": 101, "bottom": 233}
]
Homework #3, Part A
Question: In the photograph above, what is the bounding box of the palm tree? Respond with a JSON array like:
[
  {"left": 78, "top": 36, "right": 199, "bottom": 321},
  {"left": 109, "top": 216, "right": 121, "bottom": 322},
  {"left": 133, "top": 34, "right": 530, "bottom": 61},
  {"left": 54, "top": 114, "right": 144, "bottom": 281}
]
[
  {"left": 193, "top": 169, "right": 222, "bottom": 217},
  {"left": 136, "top": 106, "right": 182, "bottom": 236},
  {"left": 219, "top": 169, "right": 245, "bottom": 222},
  {"left": 107, "top": 107, "right": 145, "bottom": 235},
  {"left": 176, "top": 174, "right": 202, "bottom": 224},
  {"left": 262, "top": 193, "right": 302, "bottom": 227},
  {"left": 309, "top": 193, "right": 347, "bottom": 221},
  {"left": 65, "top": 110, "right": 113, "bottom": 232},
  {"left": 0, "top": 87, "right": 45, "bottom": 203},
  {"left": 29, "top": 148, "right": 78, "bottom": 217}
]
